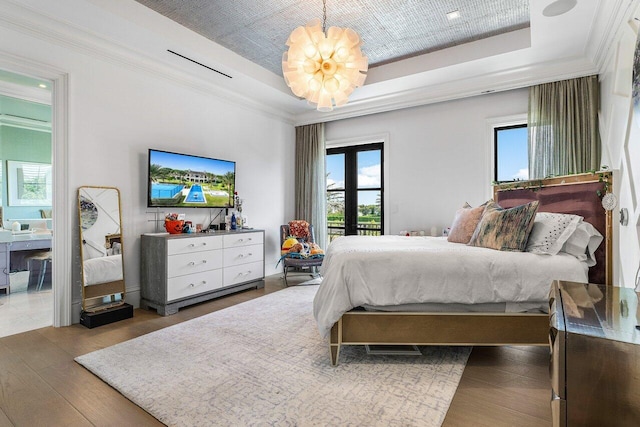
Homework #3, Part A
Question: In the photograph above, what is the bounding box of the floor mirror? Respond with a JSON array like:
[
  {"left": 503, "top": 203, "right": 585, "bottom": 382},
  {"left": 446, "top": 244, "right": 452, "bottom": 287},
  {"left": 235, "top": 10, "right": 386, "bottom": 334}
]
[{"left": 78, "top": 186, "right": 132, "bottom": 325}]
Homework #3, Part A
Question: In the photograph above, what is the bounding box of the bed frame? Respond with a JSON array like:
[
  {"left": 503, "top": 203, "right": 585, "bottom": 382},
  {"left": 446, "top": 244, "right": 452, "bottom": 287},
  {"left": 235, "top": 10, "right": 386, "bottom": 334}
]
[{"left": 328, "top": 172, "right": 613, "bottom": 365}]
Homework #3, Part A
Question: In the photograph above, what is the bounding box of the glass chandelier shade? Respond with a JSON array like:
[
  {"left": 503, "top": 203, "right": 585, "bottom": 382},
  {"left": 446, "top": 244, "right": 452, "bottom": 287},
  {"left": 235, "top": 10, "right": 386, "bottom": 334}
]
[{"left": 282, "top": 18, "right": 368, "bottom": 112}]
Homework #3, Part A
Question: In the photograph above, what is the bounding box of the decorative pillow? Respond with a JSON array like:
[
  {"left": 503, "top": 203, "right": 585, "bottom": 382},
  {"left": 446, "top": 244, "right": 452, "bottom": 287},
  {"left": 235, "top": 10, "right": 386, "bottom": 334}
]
[
  {"left": 525, "top": 212, "right": 582, "bottom": 255},
  {"left": 469, "top": 201, "right": 539, "bottom": 251},
  {"left": 447, "top": 201, "right": 488, "bottom": 244},
  {"left": 560, "top": 220, "right": 603, "bottom": 266},
  {"left": 288, "top": 220, "right": 310, "bottom": 240}
]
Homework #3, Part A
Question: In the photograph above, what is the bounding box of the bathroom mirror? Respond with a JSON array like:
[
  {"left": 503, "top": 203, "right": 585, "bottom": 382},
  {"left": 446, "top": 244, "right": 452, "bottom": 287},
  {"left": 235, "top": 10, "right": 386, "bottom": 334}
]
[{"left": 78, "top": 186, "right": 125, "bottom": 312}]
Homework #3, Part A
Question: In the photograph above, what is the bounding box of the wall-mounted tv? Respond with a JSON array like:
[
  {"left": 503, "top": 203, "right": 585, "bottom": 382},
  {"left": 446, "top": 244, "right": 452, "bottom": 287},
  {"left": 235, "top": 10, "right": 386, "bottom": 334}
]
[{"left": 147, "top": 149, "right": 236, "bottom": 208}]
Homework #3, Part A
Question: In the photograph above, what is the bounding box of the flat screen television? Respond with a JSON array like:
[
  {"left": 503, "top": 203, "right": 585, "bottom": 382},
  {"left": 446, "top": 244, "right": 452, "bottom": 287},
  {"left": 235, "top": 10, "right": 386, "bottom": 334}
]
[{"left": 147, "top": 149, "right": 236, "bottom": 208}]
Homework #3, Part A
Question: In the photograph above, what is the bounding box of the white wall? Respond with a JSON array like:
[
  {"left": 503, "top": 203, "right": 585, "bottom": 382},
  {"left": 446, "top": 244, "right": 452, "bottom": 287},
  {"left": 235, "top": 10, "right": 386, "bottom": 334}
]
[
  {"left": 599, "top": 10, "right": 640, "bottom": 289},
  {"left": 325, "top": 89, "right": 529, "bottom": 235},
  {"left": 0, "top": 6, "right": 295, "bottom": 319}
]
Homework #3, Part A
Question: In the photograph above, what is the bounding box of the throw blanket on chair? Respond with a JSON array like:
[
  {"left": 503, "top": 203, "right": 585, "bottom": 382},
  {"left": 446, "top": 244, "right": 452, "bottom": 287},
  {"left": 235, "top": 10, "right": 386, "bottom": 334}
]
[{"left": 277, "top": 220, "right": 324, "bottom": 266}]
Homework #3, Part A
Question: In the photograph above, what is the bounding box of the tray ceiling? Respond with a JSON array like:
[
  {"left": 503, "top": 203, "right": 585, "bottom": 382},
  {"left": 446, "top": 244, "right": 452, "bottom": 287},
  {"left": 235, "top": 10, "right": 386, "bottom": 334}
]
[{"left": 134, "top": 0, "right": 530, "bottom": 76}]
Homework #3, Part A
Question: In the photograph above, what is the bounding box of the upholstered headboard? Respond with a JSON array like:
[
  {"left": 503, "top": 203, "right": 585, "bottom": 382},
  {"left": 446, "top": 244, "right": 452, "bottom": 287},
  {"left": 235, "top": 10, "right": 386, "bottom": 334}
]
[{"left": 494, "top": 172, "right": 612, "bottom": 285}]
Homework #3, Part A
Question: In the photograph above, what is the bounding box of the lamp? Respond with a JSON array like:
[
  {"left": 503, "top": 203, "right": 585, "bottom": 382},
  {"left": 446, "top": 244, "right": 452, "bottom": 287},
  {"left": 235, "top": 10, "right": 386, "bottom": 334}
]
[{"left": 282, "top": 0, "right": 368, "bottom": 112}]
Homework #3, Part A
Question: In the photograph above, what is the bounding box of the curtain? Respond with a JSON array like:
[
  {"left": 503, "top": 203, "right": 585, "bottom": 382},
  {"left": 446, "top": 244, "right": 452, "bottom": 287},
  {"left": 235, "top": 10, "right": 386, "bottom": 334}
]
[
  {"left": 528, "top": 75, "right": 601, "bottom": 179},
  {"left": 294, "top": 123, "right": 327, "bottom": 250}
]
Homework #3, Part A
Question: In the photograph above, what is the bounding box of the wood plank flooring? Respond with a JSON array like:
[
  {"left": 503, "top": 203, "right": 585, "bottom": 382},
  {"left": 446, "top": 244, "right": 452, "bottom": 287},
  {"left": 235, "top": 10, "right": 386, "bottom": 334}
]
[{"left": 0, "top": 275, "right": 551, "bottom": 426}]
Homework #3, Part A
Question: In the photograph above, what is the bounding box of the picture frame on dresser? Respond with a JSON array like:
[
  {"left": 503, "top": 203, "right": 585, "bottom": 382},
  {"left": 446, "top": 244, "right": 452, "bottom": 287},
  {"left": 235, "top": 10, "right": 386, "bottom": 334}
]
[{"left": 140, "top": 229, "right": 265, "bottom": 315}]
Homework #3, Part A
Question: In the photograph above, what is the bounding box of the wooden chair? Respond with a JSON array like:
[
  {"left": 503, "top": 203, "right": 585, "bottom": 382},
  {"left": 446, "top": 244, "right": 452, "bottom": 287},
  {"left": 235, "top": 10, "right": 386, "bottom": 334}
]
[{"left": 280, "top": 224, "right": 323, "bottom": 286}]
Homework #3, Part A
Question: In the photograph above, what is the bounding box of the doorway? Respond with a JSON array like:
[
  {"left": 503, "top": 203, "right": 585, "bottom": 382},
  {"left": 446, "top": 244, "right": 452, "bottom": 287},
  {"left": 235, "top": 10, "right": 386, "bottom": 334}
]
[
  {"left": 326, "top": 142, "right": 384, "bottom": 241},
  {"left": 0, "top": 67, "right": 57, "bottom": 337}
]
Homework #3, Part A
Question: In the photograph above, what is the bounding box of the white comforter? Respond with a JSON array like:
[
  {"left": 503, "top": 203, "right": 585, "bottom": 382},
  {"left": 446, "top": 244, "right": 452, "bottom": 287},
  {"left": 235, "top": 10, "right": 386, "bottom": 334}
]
[
  {"left": 313, "top": 236, "right": 588, "bottom": 338},
  {"left": 83, "top": 254, "right": 123, "bottom": 286}
]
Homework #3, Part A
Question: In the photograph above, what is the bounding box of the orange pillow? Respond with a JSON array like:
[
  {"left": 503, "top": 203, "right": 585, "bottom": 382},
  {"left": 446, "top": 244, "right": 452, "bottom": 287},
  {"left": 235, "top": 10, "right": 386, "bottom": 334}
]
[{"left": 447, "top": 202, "right": 488, "bottom": 244}]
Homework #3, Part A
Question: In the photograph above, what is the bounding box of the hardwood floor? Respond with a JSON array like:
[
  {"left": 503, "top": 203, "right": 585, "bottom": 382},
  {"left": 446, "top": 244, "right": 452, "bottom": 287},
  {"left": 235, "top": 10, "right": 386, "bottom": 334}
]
[{"left": 0, "top": 274, "right": 551, "bottom": 426}]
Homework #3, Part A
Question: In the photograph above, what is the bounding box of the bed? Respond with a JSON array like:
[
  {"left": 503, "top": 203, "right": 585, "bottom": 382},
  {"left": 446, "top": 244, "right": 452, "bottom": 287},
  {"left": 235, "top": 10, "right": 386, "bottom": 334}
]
[{"left": 316, "top": 172, "right": 612, "bottom": 365}]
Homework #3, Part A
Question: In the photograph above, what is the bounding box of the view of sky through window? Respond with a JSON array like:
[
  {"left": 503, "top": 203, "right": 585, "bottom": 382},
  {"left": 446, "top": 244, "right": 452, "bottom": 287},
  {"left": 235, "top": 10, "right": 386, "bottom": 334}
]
[
  {"left": 327, "top": 150, "right": 380, "bottom": 205},
  {"left": 496, "top": 126, "right": 528, "bottom": 182}
]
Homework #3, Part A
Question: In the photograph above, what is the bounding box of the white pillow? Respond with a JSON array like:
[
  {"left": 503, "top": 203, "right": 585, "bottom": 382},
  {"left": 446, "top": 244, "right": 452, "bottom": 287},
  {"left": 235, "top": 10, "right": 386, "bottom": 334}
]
[
  {"left": 526, "top": 212, "right": 582, "bottom": 255},
  {"left": 561, "top": 220, "right": 603, "bottom": 267}
]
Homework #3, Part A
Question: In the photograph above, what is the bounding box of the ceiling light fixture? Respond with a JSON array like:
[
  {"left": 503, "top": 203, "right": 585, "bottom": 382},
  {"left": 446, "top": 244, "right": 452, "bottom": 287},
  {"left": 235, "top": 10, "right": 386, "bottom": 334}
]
[
  {"left": 542, "top": 0, "right": 577, "bottom": 17},
  {"left": 446, "top": 10, "right": 461, "bottom": 20},
  {"left": 282, "top": 0, "right": 368, "bottom": 112}
]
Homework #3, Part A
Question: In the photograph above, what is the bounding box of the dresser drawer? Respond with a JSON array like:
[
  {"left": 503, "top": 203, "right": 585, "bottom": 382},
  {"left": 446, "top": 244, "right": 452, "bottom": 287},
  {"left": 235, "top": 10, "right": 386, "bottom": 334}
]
[
  {"left": 167, "top": 249, "right": 222, "bottom": 278},
  {"left": 167, "top": 269, "right": 224, "bottom": 301},
  {"left": 223, "top": 244, "right": 264, "bottom": 268},
  {"left": 167, "top": 236, "right": 222, "bottom": 255},
  {"left": 223, "top": 232, "right": 263, "bottom": 248},
  {"left": 223, "top": 261, "right": 264, "bottom": 287}
]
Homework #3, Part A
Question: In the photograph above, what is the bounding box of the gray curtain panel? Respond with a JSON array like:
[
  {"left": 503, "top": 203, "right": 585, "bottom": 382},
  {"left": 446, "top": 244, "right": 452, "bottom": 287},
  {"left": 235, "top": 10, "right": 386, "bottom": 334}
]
[
  {"left": 294, "top": 123, "right": 327, "bottom": 250},
  {"left": 528, "top": 75, "right": 601, "bottom": 179}
]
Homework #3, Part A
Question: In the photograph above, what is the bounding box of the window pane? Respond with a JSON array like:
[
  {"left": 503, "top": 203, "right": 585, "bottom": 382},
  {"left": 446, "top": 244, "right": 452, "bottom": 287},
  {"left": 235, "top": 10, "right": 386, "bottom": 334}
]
[
  {"left": 357, "top": 150, "right": 381, "bottom": 189},
  {"left": 357, "top": 190, "right": 381, "bottom": 235},
  {"left": 326, "top": 153, "right": 345, "bottom": 190},
  {"left": 327, "top": 189, "right": 344, "bottom": 242},
  {"left": 496, "top": 126, "right": 528, "bottom": 182}
]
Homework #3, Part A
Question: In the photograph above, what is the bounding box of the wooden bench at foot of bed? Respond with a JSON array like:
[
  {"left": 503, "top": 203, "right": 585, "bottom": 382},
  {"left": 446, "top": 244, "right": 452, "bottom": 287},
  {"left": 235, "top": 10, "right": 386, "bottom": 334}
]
[{"left": 329, "top": 311, "right": 549, "bottom": 366}]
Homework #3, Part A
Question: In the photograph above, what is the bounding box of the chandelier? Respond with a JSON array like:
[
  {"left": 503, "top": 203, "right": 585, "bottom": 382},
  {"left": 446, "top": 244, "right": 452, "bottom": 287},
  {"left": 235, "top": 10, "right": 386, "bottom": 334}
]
[{"left": 282, "top": 0, "right": 368, "bottom": 112}]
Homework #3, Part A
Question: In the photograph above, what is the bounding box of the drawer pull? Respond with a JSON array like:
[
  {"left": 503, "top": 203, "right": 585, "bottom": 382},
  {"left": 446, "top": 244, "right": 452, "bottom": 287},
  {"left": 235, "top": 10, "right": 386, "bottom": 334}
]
[
  {"left": 188, "top": 261, "right": 195, "bottom": 266},
  {"left": 202, "top": 242, "right": 207, "bottom": 246},
  {"left": 239, "top": 253, "right": 252, "bottom": 258},
  {"left": 202, "top": 260, "right": 207, "bottom": 264},
  {"left": 237, "top": 270, "right": 252, "bottom": 277},
  {"left": 189, "top": 280, "right": 207, "bottom": 288},
  {"left": 189, "top": 244, "right": 195, "bottom": 248}
]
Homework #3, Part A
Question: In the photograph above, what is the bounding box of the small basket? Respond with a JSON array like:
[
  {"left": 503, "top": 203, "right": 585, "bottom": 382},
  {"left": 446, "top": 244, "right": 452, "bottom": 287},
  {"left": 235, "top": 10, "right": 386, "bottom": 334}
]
[{"left": 164, "top": 219, "right": 184, "bottom": 234}]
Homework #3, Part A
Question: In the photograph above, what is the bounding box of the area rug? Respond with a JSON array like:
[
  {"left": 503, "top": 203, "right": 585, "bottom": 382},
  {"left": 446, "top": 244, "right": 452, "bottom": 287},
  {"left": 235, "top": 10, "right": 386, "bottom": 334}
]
[{"left": 76, "top": 285, "right": 471, "bottom": 426}]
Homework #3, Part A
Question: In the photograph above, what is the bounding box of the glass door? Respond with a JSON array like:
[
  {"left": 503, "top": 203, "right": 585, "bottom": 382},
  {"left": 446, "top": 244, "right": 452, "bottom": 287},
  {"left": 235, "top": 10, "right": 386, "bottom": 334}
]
[{"left": 326, "top": 143, "right": 383, "bottom": 241}]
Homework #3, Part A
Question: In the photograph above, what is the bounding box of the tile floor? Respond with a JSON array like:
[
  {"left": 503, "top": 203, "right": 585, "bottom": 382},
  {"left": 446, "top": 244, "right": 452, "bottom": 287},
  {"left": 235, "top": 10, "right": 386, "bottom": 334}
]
[{"left": 0, "top": 271, "right": 53, "bottom": 338}]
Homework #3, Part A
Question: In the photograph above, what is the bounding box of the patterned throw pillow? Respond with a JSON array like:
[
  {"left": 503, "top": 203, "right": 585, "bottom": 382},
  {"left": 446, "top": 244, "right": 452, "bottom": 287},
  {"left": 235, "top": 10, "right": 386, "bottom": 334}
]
[
  {"left": 526, "top": 212, "right": 582, "bottom": 255},
  {"left": 469, "top": 201, "right": 539, "bottom": 251},
  {"left": 447, "top": 202, "right": 488, "bottom": 244},
  {"left": 288, "top": 220, "right": 310, "bottom": 240}
]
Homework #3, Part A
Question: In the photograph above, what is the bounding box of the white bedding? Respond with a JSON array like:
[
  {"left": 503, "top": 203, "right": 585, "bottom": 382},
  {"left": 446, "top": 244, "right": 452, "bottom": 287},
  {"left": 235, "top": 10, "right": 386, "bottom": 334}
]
[
  {"left": 83, "top": 254, "right": 123, "bottom": 286},
  {"left": 313, "top": 236, "right": 588, "bottom": 338}
]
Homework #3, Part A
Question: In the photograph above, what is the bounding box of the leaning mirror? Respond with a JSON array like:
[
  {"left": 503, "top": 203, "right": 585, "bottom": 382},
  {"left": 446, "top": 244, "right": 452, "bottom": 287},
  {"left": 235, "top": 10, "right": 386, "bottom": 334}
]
[{"left": 78, "top": 186, "right": 125, "bottom": 312}]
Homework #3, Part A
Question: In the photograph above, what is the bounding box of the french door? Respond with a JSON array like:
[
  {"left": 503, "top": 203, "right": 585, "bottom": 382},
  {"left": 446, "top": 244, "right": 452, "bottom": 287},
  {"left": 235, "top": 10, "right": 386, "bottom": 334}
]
[{"left": 326, "top": 143, "right": 383, "bottom": 241}]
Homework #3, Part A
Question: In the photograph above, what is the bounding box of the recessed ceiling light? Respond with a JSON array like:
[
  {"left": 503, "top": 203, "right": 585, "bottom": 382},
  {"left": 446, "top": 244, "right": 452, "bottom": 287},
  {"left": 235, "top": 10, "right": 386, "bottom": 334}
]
[
  {"left": 38, "top": 83, "right": 47, "bottom": 88},
  {"left": 542, "top": 0, "right": 577, "bottom": 17},
  {"left": 446, "top": 10, "right": 460, "bottom": 20}
]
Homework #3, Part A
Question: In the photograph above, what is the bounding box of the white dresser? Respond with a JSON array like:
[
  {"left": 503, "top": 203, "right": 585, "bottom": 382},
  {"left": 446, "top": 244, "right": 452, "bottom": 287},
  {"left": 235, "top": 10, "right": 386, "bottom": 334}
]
[{"left": 140, "top": 230, "right": 264, "bottom": 315}]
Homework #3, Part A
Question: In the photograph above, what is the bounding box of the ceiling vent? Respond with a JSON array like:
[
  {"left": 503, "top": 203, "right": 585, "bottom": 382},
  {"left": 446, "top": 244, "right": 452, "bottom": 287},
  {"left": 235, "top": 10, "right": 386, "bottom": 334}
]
[{"left": 167, "top": 50, "right": 232, "bottom": 79}]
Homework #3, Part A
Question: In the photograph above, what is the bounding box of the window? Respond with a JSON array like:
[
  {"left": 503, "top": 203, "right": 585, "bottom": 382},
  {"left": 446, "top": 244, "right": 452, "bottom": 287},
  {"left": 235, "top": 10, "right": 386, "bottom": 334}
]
[
  {"left": 494, "top": 124, "right": 528, "bottom": 182},
  {"left": 326, "top": 143, "right": 383, "bottom": 242}
]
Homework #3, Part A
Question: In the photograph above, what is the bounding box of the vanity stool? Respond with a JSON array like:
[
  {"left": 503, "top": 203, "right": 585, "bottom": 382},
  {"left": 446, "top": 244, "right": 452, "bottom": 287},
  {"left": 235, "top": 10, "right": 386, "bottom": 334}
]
[{"left": 26, "top": 251, "right": 52, "bottom": 292}]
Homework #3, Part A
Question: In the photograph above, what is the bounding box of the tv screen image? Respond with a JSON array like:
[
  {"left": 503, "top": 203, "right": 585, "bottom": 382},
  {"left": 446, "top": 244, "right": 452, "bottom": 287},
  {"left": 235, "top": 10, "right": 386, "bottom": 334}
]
[{"left": 148, "top": 149, "right": 236, "bottom": 208}]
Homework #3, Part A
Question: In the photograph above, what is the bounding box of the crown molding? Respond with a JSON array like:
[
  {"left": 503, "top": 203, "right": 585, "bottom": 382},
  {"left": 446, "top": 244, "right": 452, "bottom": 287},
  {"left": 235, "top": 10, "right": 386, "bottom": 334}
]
[
  {"left": 0, "top": 0, "right": 296, "bottom": 125},
  {"left": 294, "top": 56, "right": 599, "bottom": 126},
  {"left": 592, "top": 0, "right": 638, "bottom": 73}
]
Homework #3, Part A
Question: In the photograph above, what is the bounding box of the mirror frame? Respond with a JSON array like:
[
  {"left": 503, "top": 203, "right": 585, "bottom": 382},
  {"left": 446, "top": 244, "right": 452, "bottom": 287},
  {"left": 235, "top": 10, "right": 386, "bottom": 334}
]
[{"left": 77, "top": 186, "right": 126, "bottom": 312}]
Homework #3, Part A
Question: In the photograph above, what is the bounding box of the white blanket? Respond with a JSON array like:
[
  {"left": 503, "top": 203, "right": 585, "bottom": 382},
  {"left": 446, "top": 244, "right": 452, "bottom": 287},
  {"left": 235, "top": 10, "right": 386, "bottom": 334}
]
[
  {"left": 83, "top": 254, "right": 123, "bottom": 286},
  {"left": 313, "top": 236, "right": 588, "bottom": 338}
]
